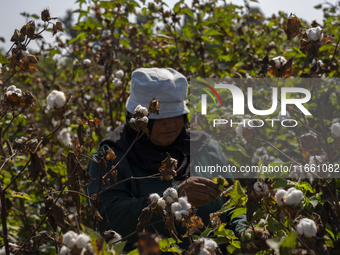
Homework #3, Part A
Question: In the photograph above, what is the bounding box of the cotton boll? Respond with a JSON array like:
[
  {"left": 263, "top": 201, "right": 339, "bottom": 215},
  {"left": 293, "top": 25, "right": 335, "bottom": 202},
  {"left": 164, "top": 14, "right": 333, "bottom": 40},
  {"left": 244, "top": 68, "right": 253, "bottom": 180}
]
[
  {"left": 285, "top": 187, "right": 304, "bottom": 206},
  {"left": 141, "top": 116, "right": 149, "bottom": 124},
  {"left": 98, "top": 75, "right": 105, "bottom": 83},
  {"left": 157, "top": 198, "right": 166, "bottom": 209},
  {"left": 60, "top": 246, "right": 71, "bottom": 255},
  {"left": 272, "top": 56, "right": 287, "bottom": 69},
  {"left": 180, "top": 210, "right": 189, "bottom": 216},
  {"left": 253, "top": 182, "right": 269, "bottom": 196},
  {"left": 277, "top": 111, "right": 290, "bottom": 122},
  {"left": 46, "top": 90, "right": 66, "bottom": 109},
  {"left": 296, "top": 218, "right": 317, "bottom": 237},
  {"left": 165, "top": 196, "right": 173, "bottom": 203},
  {"left": 171, "top": 202, "right": 182, "bottom": 212},
  {"left": 76, "top": 233, "right": 90, "bottom": 249},
  {"left": 115, "top": 70, "right": 124, "bottom": 78},
  {"left": 198, "top": 248, "right": 210, "bottom": 255},
  {"left": 235, "top": 126, "right": 243, "bottom": 138},
  {"left": 309, "top": 155, "right": 324, "bottom": 166},
  {"left": 178, "top": 196, "right": 191, "bottom": 211},
  {"left": 83, "top": 59, "right": 91, "bottom": 66},
  {"left": 58, "top": 127, "right": 72, "bottom": 146},
  {"left": 307, "top": 26, "right": 323, "bottom": 41},
  {"left": 63, "top": 231, "right": 78, "bottom": 248},
  {"left": 134, "top": 104, "right": 148, "bottom": 116},
  {"left": 107, "top": 232, "right": 122, "bottom": 245},
  {"left": 113, "top": 78, "right": 123, "bottom": 87},
  {"left": 331, "top": 123, "right": 340, "bottom": 138},
  {"left": 170, "top": 188, "right": 178, "bottom": 198},
  {"left": 197, "top": 238, "right": 218, "bottom": 253},
  {"left": 174, "top": 211, "right": 183, "bottom": 220},
  {"left": 149, "top": 193, "right": 160, "bottom": 204},
  {"left": 275, "top": 188, "right": 287, "bottom": 206}
]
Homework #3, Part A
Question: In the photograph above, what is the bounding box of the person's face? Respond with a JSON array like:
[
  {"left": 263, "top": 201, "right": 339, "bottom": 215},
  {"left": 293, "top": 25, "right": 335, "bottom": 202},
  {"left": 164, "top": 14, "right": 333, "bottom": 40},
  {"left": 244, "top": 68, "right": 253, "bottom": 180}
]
[{"left": 150, "top": 115, "right": 184, "bottom": 147}]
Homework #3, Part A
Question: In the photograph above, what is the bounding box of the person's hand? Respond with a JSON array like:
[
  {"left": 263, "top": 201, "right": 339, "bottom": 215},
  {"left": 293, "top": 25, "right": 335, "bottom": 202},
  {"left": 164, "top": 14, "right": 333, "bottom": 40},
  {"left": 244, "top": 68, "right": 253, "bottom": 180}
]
[
  {"left": 178, "top": 177, "right": 220, "bottom": 207},
  {"left": 241, "top": 227, "right": 269, "bottom": 254}
]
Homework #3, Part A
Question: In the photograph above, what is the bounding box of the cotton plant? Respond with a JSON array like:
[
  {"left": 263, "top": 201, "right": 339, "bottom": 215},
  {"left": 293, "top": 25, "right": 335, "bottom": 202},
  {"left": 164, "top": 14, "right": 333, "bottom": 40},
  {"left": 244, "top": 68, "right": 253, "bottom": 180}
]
[
  {"left": 46, "top": 90, "right": 66, "bottom": 109},
  {"left": 60, "top": 231, "right": 93, "bottom": 255},
  {"left": 274, "top": 187, "right": 304, "bottom": 207}
]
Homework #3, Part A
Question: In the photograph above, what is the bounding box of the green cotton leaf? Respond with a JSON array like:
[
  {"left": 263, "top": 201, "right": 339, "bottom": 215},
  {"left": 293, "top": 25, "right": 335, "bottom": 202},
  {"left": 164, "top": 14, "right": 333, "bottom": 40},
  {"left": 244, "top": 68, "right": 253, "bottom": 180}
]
[
  {"left": 182, "top": 8, "right": 194, "bottom": 18},
  {"left": 113, "top": 241, "right": 127, "bottom": 255},
  {"left": 295, "top": 182, "right": 313, "bottom": 194},
  {"left": 281, "top": 232, "right": 297, "bottom": 248},
  {"left": 173, "top": 2, "right": 181, "bottom": 13},
  {"left": 200, "top": 228, "right": 212, "bottom": 238},
  {"left": 126, "top": 249, "right": 139, "bottom": 255},
  {"left": 314, "top": 4, "right": 322, "bottom": 9},
  {"left": 230, "top": 208, "right": 246, "bottom": 220},
  {"left": 307, "top": 195, "right": 319, "bottom": 207},
  {"left": 81, "top": 225, "right": 109, "bottom": 255},
  {"left": 250, "top": 209, "right": 265, "bottom": 224},
  {"left": 231, "top": 240, "right": 241, "bottom": 249},
  {"left": 273, "top": 178, "right": 297, "bottom": 189},
  {"left": 12, "top": 192, "right": 32, "bottom": 201},
  {"left": 227, "top": 245, "right": 237, "bottom": 253},
  {"left": 205, "top": 28, "right": 224, "bottom": 36}
]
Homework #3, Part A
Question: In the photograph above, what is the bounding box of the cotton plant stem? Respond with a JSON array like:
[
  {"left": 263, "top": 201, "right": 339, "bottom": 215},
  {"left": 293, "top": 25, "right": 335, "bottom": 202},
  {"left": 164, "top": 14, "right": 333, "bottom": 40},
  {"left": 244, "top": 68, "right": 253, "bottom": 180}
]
[
  {"left": 93, "top": 155, "right": 104, "bottom": 231},
  {"left": 14, "top": 164, "right": 78, "bottom": 255},
  {"left": 4, "top": 158, "right": 31, "bottom": 192},
  {"left": 102, "top": 131, "right": 144, "bottom": 180},
  {"left": 0, "top": 182, "right": 10, "bottom": 255}
]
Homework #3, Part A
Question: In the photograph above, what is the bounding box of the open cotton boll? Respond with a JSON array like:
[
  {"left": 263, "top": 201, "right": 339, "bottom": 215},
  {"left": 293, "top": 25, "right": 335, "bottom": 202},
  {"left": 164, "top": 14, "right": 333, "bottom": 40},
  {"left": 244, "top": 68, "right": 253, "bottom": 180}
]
[
  {"left": 113, "top": 78, "right": 123, "bottom": 87},
  {"left": 331, "top": 123, "right": 340, "bottom": 138},
  {"left": 134, "top": 104, "right": 148, "bottom": 116},
  {"left": 309, "top": 155, "right": 324, "bottom": 166},
  {"left": 76, "top": 233, "right": 91, "bottom": 249},
  {"left": 198, "top": 238, "right": 218, "bottom": 253},
  {"left": 62, "top": 231, "right": 78, "bottom": 248},
  {"left": 46, "top": 90, "right": 66, "bottom": 109},
  {"left": 107, "top": 232, "right": 122, "bottom": 245},
  {"left": 83, "top": 59, "right": 91, "bottom": 65},
  {"left": 272, "top": 56, "right": 287, "bottom": 69},
  {"left": 235, "top": 126, "right": 243, "bottom": 138},
  {"left": 115, "top": 70, "right": 124, "bottom": 78},
  {"left": 5, "top": 85, "right": 22, "bottom": 97},
  {"left": 171, "top": 202, "right": 182, "bottom": 212},
  {"left": 58, "top": 127, "right": 72, "bottom": 146},
  {"left": 296, "top": 218, "right": 317, "bottom": 237},
  {"left": 157, "top": 198, "right": 166, "bottom": 209},
  {"left": 307, "top": 26, "right": 323, "bottom": 41},
  {"left": 98, "top": 75, "right": 105, "bottom": 83},
  {"left": 198, "top": 248, "right": 210, "bottom": 255},
  {"left": 275, "top": 188, "right": 287, "bottom": 206},
  {"left": 285, "top": 187, "right": 304, "bottom": 206},
  {"left": 149, "top": 193, "right": 160, "bottom": 204},
  {"left": 253, "top": 182, "right": 269, "bottom": 196},
  {"left": 59, "top": 246, "right": 71, "bottom": 255},
  {"left": 178, "top": 196, "right": 191, "bottom": 211},
  {"left": 174, "top": 211, "right": 183, "bottom": 220},
  {"left": 277, "top": 110, "right": 290, "bottom": 122},
  {"left": 163, "top": 187, "right": 178, "bottom": 199}
]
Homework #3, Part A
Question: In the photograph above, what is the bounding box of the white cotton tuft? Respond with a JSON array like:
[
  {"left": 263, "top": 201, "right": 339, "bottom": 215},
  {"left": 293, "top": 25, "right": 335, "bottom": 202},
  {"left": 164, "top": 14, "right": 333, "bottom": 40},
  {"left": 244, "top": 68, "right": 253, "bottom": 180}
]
[
  {"left": 83, "top": 59, "right": 91, "bottom": 65},
  {"left": 141, "top": 116, "right": 149, "bottom": 124},
  {"left": 134, "top": 104, "right": 148, "bottom": 116},
  {"left": 253, "top": 182, "right": 269, "bottom": 196},
  {"left": 307, "top": 26, "right": 323, "bottom": 41},
  {"left": 102, "top": 29, "right": 111, "bottom": 37},
  {"left": 115, "top": 70, "right": 124, "bottom": 78},
  {"left": 275, "top": 188, "right": 287, "bottom": 206},
  {"left": 113, "top": 78, "right": 123, "bottom": 87},
  {"left": 163, "top": 187, "right": 178, "bottom": 199},
  {"left": 165, "top": 196, "right": 173, "bottom": 203},
  {"left": 174, "top": 211, "right": 183, "bottom": 220},
  {"left": 107, "top": 232, "right": 122, "bottom": 245},
  {"left": 60, "top": 246, "right": 71, "bottom": 255},
  {"left": 62, "top": 231, "right": 78, "bottom": 248},
  {"left": 235, "top": 126, "right": 243, "bottom": 138},
  {"left": 331, "top": 122, "right": 340, "bottom": 138},
  {"left": 309, "top": 155, "right": 324, "bottom": 166},
  {"left": 76, "top": 233, "right": 90, "bottom": 249},
  {"left": 178, "top": 196, "right": 191, "bottom": 211},
  {"left": 272, "top": 56, "right": 287, "bottom": 69},
  {"left": 180, "top": 210, "right": 189, "bottom": 216},
  {"left": 198, "top": 238, "right": 218, "bottom": 252},
  {"left": 296, "top": 218, "right": 317, "bottom": 237},
  {"left": 149, "top": 193, "right": 160, "bottom": 204},
  {"left": 46, "top": 90, "right": 66, "bottom": 109},
  {"left": 157, "top": 198, "right": 166, "bottom": 209},
  {"left": 285, "top": 187, "right": 304, "bottom": 206},
  {"left": 98, "top": 75, "right": 105, "bottom": 83},
  {"left": 58, "top": 127, "right": 72, "bottom": 146},
  {"left": 198, "top": 248, "right": 210, "bottom": 255},
  {"left": 171, "top": 202, "right": 182, "bottom": 213},
  {"left": 5, "top": 85, "right": 22, "bottom": 97}
]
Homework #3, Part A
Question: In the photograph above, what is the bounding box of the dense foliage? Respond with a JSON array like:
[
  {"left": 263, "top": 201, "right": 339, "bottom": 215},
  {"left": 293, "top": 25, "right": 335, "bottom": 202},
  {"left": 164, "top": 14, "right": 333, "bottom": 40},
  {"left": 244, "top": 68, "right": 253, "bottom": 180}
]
[{"left": 0, "top": 0, "right": 340, "bottom": 254}]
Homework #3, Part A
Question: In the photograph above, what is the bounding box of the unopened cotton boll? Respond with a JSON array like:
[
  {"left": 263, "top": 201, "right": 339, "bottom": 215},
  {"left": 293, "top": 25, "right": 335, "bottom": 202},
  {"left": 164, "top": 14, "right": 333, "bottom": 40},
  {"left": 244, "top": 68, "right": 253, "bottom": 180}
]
[
  {"left": 115, "top": 70, "right": 124, "bottom": 78},
  {"left": 157, "top": 198, "right": 166, "bottom": 209},
  {"left": 76, "top": 233, "right": 90, "bottom": 249},
  {"left": 307, "top": 26, "right": 323, "bottom": 41},
  {"left": 272, "top": 56, "right": 287, "bottom": 69},
  {"left": 46, "top": 90, "right": 66, "bottom": 109},
  {"left": 285, "top": 187, "right": 304, "bottom": 206},
  {"left": 331, "top": 123, "right": 340, "bottom": 138},
  {"left": 149, "top": 193, "right": 160, "bottom": 204},
  {"left": 275, "top": 188, "right": 287, "bottom": 206},
  {"left": 296, "top": 218, "right": 317, "bottom": 237},
  {"left": 60, "top": 246, "right": 71, "bottom": 255}
]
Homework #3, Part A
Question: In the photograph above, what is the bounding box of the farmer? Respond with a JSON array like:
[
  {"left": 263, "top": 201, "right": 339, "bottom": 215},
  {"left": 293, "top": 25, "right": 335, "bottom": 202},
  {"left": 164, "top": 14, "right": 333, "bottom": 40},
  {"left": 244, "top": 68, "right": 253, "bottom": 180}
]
[{"left": 87, "top": 68, "right": 267, "bottom": 253}]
